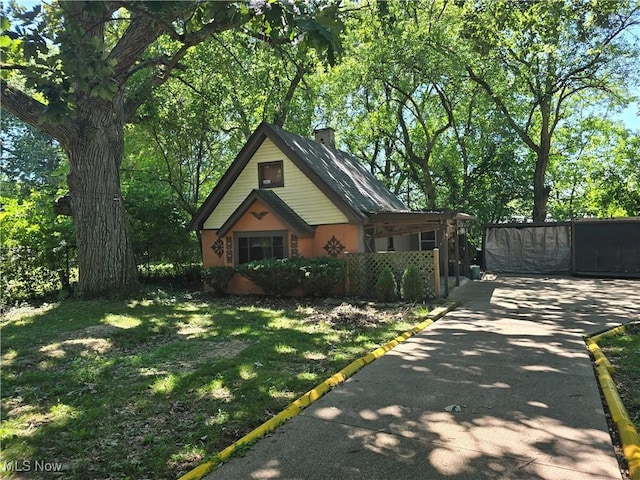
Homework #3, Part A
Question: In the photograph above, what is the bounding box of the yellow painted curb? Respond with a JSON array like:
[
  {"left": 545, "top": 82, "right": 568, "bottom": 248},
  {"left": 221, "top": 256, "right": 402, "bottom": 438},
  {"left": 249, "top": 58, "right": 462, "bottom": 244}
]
[
  {"left": 177, "top": 301, "right": 459, "bottom": 480},
  {"left": 586, "top": 340, "right": 615, "bottom": 373},
  {"left": 589, "top": 324, "right": 628, "bottom": 345},
  {"left": 587, "top": 325, "right": 640, "bottom": 480}
]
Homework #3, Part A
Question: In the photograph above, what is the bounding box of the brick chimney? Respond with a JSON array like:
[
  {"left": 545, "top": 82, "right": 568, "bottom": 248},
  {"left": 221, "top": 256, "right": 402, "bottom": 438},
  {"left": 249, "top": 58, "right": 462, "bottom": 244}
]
[{"left": 313, "top": 127, "right": 335, "bottom": 148}]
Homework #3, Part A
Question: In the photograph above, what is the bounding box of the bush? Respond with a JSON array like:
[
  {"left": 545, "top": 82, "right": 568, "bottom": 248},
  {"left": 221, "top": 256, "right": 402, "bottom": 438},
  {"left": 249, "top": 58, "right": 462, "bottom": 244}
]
[
  {"left": 202, "top": 266, "right": 235, "bottom": 295},
  {"left": 0, "top": 190, "right": 75, "bottom": 308},
  {"left": 138, "top": 262, "right": 202, "bottom": 288},
  {"left": 237, "top": 258, "right": 303, "bottom": 295},
  {"left": 401, "top": 265, "right": 425, "bottom": 302},
  {"left": 299, "top": 257, "right": 346, "bottom": 297},
  {"left": 375, "top": 267, "right": 397, "bottom": 302},
  {"left": 1, "top": 245, "right": 62, "bottom": 307}
]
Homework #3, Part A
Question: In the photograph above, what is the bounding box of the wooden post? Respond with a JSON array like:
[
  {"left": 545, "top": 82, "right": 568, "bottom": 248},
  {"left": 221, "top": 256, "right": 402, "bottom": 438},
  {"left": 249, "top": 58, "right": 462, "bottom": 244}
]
[
  {"left": 464, "top": 222, "right": 471, "bottom": 279},
  {"left": 454, "top": 219, "right": 460, "bottom": 287},
  {"left": 441, "top": 221, "right": 449, "bottom": 297},
  {"left": 344, "top": 254, "right": 350, "bottom": 296},
  {"left": 433, "top": 248, "right": 440, "bottom": 298}
]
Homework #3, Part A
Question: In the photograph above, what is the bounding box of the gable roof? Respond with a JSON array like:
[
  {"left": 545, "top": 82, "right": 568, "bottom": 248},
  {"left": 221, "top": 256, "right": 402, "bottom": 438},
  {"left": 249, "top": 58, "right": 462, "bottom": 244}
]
[
  {"left": 188, "top": 122, "right": 409, "bottom": 230},
  {"left": 217, "top": 189, "right": 315, "bottom": 238}
]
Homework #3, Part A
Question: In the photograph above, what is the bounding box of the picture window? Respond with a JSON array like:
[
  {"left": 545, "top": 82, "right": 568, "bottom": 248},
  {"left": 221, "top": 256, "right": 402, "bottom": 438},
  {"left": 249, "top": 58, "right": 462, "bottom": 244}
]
[{"left": 237, "top": 232, "right": 287, "bottom": 264}]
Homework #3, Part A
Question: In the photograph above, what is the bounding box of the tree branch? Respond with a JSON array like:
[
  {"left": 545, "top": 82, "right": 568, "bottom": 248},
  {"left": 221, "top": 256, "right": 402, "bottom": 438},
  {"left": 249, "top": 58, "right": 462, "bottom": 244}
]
[
  {"left": 466, "top": 65, "right": 540, "bottom": 154},
  {"left": 108, "top": 15, "right": 166, "bottom": 83},
  {"left": 0, "top": 80, "right": 78, "bottom": 146}
]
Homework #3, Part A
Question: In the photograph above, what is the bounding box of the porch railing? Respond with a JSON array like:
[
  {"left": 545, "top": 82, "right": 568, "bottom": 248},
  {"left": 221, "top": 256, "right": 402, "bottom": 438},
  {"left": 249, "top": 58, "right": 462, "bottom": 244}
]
[{"left": 344, "top": 249, "right": 440, "bottom": 299}]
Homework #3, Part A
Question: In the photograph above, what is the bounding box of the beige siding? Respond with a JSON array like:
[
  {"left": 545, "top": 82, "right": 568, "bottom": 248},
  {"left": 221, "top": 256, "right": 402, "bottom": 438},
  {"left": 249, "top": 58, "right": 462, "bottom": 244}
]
[{"left": 203, "top": 138, "right": 349, "bottom": 229}]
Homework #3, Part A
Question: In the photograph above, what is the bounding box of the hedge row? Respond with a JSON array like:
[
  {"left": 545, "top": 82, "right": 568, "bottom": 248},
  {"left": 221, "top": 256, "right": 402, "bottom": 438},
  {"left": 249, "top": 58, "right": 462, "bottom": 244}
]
[
  {"left": 202, "top": 257, "right": 347, "bottom": 297},
  {"left": 203, "top": 259, "right": 428, "bottom": 302}
]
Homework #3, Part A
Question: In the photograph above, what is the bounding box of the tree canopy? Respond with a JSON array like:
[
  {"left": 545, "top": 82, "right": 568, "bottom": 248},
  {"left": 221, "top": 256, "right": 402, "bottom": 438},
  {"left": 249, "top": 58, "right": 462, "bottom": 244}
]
[
  {"left": 1, "top": 0, "right": 343, "bottom": 298},
  {"left": 1, "top": 0, "right": 638, "bottom": 301}
]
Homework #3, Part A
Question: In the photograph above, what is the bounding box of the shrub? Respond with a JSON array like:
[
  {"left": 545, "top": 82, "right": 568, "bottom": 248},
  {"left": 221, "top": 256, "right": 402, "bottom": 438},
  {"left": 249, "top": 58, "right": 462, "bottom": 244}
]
[
  {"left": 237, "top": 258, "right": 303, "bottom": 295},
  {"left": 299, "top": 257, "right": 346, "bottom": 297},
  {"left": 138, "top": 262, "right": 202, "bottom": 288},
  {"left": 0, "top": 190, "right": 75, "bottom": 308},
  {"left": 401, "top": 265, "right": 425, "bottom": 302},
  {"left": 202, "top": 266, "right": 235, "bottom": 295},
  {"left": 375, "top": 267, "right": 397, "bottom": 302}
]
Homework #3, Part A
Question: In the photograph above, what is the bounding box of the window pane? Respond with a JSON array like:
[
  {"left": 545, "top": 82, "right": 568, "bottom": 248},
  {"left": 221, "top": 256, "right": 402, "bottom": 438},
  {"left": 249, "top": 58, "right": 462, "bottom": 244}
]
[
  {"left": 237, "top": 234, "right": 286, "bottom": 264},
  {"left": 259, "top": 162, "right": 283, "bottom": 188},
  {"left": 420, "top": 231, "right": 436, "bottom": 250},
  {"left": 239, "top": 237, "right": 249, "bottom": 264},
  {"left": 250, "top": 238, "right": 266, "bottom": 261},
  {"left": 273, "top": 236, "right": 284, "bottom": 258}
]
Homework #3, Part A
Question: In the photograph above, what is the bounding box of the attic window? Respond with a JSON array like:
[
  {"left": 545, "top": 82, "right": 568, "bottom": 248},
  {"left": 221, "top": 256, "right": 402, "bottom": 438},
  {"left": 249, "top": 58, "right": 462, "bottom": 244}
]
[{"left": 258, "top": 161, "right": 284, "bottom": 188}]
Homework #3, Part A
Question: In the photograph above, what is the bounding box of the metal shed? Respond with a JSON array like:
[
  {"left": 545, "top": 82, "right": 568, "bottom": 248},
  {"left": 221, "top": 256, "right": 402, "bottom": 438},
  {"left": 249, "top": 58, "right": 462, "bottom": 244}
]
[{"left": 572, "top": 218, "right": 640, "bottom": 278}]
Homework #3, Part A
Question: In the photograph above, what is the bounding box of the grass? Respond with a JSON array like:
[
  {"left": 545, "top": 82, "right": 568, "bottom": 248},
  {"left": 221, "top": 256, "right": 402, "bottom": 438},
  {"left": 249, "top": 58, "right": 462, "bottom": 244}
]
[
  {"left": 597, "top": 322, "right": 640, "bottom": 430},
  {"left": 0, "top": 290, "right": 420, "bottom": 479}
]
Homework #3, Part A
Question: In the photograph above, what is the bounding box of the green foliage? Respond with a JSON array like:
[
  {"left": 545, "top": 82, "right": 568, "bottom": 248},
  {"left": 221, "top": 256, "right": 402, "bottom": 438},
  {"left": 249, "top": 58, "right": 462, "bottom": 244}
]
[
  {"left": 235, "top": 256, "right": 346, "bottom": 297},
  {"left": 598, "top": 324, "right": 640, "bottom": 428},
  {"left": 237, "top": 258, "right": 303, "bottom": 296},
  {"left": 548, "top": 118, "right": 640, "bottom": 220},
  {"left": 0, "top": 112, "right": 66, "bottom": 193},
  {"left": 201, "top": 266, "right": 236, "bottom": 295},
  {"left": 299, "top": 257, "right": 346, "bottom": 297},
  {"left": 375, "top": 267, "right": 398, "bottom": 302},
  {"left": 0, "top": 188, "right": 75, "bottom": 307},
  {"left": 1, "top": 0, "right": 344, "bottom": 299},
  {"left": 400, "top": 265, "right": 425, "bottom": 303},
  {"left": 121, "top": 173, "right": 200, "bottom": 269},
  {"left": 461, "top": 0, "right": 639, "bottom": 221}
]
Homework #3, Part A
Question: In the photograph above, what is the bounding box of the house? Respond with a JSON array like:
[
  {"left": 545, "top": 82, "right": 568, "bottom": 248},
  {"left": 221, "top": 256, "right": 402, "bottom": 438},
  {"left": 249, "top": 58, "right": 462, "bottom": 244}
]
[{"left": 189, "top": 122, "right": 473, "bottom": 295}]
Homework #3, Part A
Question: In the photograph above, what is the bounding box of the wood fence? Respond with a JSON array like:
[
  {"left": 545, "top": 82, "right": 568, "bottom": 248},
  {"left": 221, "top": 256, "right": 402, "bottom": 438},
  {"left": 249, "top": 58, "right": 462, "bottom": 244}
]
[{"left": 344, "top": 249, "right": 440, "bottom": 299}]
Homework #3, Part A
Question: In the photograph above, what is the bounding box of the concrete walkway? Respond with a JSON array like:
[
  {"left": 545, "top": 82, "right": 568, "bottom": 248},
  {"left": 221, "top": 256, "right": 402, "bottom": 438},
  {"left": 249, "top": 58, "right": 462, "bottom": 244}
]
[{"left": 204, "top": 275, "right": 639, "bottom": 480}]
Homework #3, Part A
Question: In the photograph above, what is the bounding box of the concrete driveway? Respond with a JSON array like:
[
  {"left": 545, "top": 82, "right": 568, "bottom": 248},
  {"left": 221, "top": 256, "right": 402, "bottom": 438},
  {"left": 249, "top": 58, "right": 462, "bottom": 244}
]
[{"left": 203, "top": 275, "right": 639, "bottom": 480}]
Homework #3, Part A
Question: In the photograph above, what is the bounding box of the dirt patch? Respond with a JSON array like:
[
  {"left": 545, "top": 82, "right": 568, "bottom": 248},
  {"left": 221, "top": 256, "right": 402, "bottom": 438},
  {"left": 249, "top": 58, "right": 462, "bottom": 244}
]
[
  {"left": 0, "top": 303, "right": 57, "bottom": 324},
  {"left": 40, "top": 338, "right": 113, "bottom": 358},
  {"left": 305, "top": 302, "right": 407, "bottom": 328},
  {"left": 214, "top": 295, "right": 416, "bottom": 329},
  {"left": 162, "top": 339, "right": 250, "bottom": 372}
]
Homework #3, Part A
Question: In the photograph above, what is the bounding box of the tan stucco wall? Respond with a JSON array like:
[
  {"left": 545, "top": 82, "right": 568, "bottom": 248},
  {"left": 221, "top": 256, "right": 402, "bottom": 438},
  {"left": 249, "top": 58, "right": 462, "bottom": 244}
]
[
  {"left": 201, "top": 218, "right": 360, "bottom": 268},
  {"left": 202, "top": 138, "right": 349, "bottom": 229},
  {"left": 201, "top": 229, "right": 226, "bottom": 267},
  {"left": 311, "top": 224, "right": 359, "bottom": 257}
]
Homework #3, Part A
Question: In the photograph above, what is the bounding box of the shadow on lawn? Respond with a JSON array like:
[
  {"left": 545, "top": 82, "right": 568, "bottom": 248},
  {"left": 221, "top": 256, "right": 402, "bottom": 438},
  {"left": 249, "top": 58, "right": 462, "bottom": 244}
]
[
  {"left": 206, "top": 276, "right": 639, "bottom": 480},
  {"left": 2, "top": 293, "right": 403, "bottom": 479}
]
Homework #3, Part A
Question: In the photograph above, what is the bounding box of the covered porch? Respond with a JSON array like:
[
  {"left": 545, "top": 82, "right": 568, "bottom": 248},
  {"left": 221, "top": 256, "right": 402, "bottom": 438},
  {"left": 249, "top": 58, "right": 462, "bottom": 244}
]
[{"left": 363, "top": 209, "right": 476, "bottom": 297}]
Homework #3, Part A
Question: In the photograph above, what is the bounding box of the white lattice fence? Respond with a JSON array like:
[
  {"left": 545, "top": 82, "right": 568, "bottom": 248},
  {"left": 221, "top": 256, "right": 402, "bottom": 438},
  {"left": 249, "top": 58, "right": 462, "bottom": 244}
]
[{"left": 345, "top": 251, "right": 437, "bottom": 299}]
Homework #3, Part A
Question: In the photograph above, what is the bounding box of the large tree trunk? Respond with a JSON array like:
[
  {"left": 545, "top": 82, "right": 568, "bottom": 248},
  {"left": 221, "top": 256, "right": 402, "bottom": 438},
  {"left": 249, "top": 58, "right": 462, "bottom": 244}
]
[
  {"left": 421, "top": 165, "right": 437, "bottom": 210},
  {"left": 533, "top": 120, "right": 552, "bottom": 223},
  {"left": 532, "top": 159, "right": 550, "bottom": 223},
  {"left": 66, "top": 96, "right": 139, "bottom": 297}
]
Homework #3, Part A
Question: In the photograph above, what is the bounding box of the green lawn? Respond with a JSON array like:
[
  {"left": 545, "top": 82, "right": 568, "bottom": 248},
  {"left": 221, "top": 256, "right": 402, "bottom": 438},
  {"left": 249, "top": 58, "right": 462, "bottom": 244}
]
[
  {"left": 597, "top": 323, "right": 640, "bottom": 430},
  {"left": 0, "top": 291, "right": 420, "bottom": 479}
]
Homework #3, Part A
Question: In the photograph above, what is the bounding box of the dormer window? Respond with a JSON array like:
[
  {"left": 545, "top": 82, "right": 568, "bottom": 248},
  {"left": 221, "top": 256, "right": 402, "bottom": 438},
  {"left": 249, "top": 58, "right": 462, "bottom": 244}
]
[{"left": 258, "top": 161, "right": 284, "bottom": 188}]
